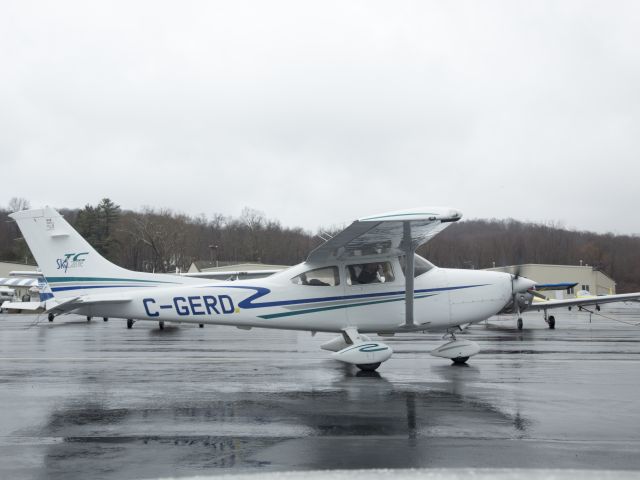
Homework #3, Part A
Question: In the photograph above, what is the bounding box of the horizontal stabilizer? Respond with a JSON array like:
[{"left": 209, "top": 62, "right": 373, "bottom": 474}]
[{"left": 46, "top": 295, "right": 132, "bottom": 314}]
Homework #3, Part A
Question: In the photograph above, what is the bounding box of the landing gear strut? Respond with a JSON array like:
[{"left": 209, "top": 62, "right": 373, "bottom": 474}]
[{"left": 543, "top": 311, "right": 556, "bottom": 329}]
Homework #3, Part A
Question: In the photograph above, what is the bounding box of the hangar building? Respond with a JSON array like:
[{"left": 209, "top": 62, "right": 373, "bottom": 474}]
[{"left": 485, "top": 264, "right": 616, "bottom": 299}]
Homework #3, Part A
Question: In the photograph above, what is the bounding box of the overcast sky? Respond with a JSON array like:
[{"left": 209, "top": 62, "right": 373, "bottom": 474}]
[{"left": 1, "top": 0, "right": 639, "bottom": 234}]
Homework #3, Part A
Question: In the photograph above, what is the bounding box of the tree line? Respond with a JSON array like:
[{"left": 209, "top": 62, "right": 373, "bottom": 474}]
[{"left": 1, "top": 198, "right": 639, "bottom": 292}]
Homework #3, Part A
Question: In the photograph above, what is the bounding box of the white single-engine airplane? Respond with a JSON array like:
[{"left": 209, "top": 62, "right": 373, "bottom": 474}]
[{"left": 10, "top": 207, "right": 640, "bottom": 371}]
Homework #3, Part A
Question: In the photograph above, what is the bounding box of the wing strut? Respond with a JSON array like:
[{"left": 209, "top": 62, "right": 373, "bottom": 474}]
[{"left": 403, "top": 221, "right": 415, "bottom": 327}]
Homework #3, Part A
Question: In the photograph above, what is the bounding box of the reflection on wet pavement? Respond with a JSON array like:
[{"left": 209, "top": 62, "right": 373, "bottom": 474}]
[{"left": 1, "top": 306, "right": 640, "bottom": 479}]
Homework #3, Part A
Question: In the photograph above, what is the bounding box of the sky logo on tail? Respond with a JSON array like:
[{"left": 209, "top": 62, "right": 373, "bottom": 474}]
[{"left": 56, "top": 252, "right": 89, "bottom": 273}]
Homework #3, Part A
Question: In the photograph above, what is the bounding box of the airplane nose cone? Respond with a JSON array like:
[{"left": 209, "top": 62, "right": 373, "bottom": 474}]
[{"left": 512, "top": 275, "right": 537, "bottom": 293}]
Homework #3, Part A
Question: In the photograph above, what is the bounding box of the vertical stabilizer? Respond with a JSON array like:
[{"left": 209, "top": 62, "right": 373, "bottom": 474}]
[{"left": 9, "top": 207, "right": 187, "bottom": 298}]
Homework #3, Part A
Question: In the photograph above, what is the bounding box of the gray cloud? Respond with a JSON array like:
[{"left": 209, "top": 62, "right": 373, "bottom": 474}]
[{"left": 1, "top": 0, "right": 639, "bottom": 233}]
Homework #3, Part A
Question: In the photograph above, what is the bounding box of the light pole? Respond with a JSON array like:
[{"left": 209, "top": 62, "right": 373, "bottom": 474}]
[{"left": 209, "top": 244, "right": 219, "bottom": 267}]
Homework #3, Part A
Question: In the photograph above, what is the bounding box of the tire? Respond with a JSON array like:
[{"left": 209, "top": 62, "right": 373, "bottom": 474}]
[
  {"left": 127, "top": 319, "right": 133, "bottom": 329},
  {"left": 103, "top": 317, "right": 108, "bottom": 322},
  {"left": 517, "top": 318, "right": 523, "bottom": 330},
  {"left": 452, "top": 356, "right": 469, "bottom": 364},
  {"left": 199, "top": 324, "right": 204, "bottom": 328},
  {"left": 549, "top": 316, "right": 556, "bottom": 329},
  {"left": 48, "top": 313, "right": 54, "bottom": 322},
  {"left": 159, "top": 321, "right": 164, "bottom": 330},
  {"left": 356, "top": 362, "right": 381, "bottom": 372}
]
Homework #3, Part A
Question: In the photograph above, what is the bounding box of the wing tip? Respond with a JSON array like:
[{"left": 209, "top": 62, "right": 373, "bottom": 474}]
[{"left": 358, "top": 207, "right": 462, "bottom": 223}]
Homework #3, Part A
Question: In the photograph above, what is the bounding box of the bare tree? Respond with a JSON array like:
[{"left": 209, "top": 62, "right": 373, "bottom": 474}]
[{"left": 8, "top": 197, "right": 30, "bottom": 212}]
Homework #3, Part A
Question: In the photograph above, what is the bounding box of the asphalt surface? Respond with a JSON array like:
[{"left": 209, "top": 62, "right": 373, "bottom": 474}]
[{"left": 1, "top": 305, "right": 640, "bottom": 479}]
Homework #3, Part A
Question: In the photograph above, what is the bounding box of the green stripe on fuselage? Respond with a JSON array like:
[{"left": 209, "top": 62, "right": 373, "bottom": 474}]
[{"left": 257, "top": 294, "right": 434, "bottom": 320}]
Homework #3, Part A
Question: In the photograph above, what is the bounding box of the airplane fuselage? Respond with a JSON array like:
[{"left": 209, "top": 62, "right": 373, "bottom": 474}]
[{"left": 79, "top": 257, "right": 514, "bottom": 333}]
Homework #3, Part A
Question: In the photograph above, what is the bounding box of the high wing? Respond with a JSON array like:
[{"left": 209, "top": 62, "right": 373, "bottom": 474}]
[
  {"left": 534, "top": 282, "right": 578, "bottom": 292},
  {"left": 306, "top": 207, "right": 462, "bottom": 264},
  {"left": 529, "top": 292, "right": 640, "bottom": 312},
  {"left": 307, "top": 206, "right": 462, "bottom": 329}
]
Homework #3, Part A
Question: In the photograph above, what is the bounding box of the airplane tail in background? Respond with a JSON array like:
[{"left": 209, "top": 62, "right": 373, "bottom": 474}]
[
  {"left": 10, "top": 207, "right": 185, "bottom": 299},
  {"left": 37, "top": 277, "right": 54, "bottom": 303}
]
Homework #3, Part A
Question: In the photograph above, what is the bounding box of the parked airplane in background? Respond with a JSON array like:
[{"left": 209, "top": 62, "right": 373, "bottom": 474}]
[
  {"left": 0, "top": 272, "right": 51, "bottom": 312},
  {"left": 10, "top": 207, "right": 640, "bottom": 371}
]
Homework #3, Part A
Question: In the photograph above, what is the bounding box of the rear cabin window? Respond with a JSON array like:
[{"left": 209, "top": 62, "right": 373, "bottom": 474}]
[
  {"left": 399, "top": 254, "right": 435, "bottom": 278},
  {"left": 291, "top": 266, "right": 340, "bottom": 286},
  {"left": 346, "top": 262, "right": 395, "bottom": 285}
]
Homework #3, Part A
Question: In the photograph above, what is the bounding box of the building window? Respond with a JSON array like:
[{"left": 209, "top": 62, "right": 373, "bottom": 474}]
[{"left": 581, "top": 284, "right": 590, "bottom": 292}]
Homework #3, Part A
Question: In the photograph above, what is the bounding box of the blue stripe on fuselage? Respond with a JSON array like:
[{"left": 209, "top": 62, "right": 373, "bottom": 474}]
[{"left": 205, "top": 284, "right": 488, "bottom": 309}]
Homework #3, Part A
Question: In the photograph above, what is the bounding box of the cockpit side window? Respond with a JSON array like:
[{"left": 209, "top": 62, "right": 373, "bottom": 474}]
[
  {"left": 399, "top": 254, "right": 435, "bottom": 278},
  {"left": 346, "top": 262, "right": 395, "bottom": 286},
  {"left": 291, "top": 266, "right": 340, "bottom": 286}
]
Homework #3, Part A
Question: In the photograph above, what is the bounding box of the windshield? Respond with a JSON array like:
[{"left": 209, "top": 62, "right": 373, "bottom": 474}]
[{"left": 399, "top": 253, "right": 435, "bottom": 278}]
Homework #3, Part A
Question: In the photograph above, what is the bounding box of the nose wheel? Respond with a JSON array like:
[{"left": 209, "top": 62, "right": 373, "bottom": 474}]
[
  {"left": 356, "top": 363, "right": 381, "bottom": 372},
  {"left": 517, "top": 317, "right": 523, "bottom": 330},
  {"left": 452, "top": 356, "right": 469, "bottom": 364}
]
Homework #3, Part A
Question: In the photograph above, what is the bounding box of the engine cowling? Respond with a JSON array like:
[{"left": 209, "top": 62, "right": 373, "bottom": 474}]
[
  {"left": 498, "top": 291, "right": 533, "bottom": 314},
  {"left": 332, "top": 341, "right": 393, "bottom": 365}
]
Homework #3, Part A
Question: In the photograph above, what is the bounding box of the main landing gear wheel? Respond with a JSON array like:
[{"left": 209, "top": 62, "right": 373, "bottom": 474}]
[
  {"left": 452, "top": 356, "right": 469, "bottom": 365},
  {"left": 199, "top": 324, "right": 204, "bottom": 328},
  {"left": 127, "top": 319, "right": 134, "bottom": 329},
  {"left": 158, "top": 321, "right": 164, "bottom": 330},
  {"left": 87, "top": 316, "right": 92, "bottom": 322},
  {"left": 356, "top": 362, "right": 381, "bottom": 372},
  {"left": 517, "top": 317, "right": 523, "bottom": 330},
  {"left": 103, "top": 317, "right": 108, "bottom": 322},
  {"left": 548, "top": 315, "right": 556, "bottom": 329},
  {"left": 48, "top": 313, "right": 54, "bottom": 322}
]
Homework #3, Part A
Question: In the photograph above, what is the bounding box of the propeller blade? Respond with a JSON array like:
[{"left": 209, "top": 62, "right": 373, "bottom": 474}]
[
  {"left": 513, "top": 265, "right": 522, "bottom": 279},
  {"left": 530, "top": 289, "right": 548, "bottom": 300}
]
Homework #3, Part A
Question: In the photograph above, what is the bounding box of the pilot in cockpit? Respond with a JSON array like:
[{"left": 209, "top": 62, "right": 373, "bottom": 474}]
[{"left": 357, "top": 263, "right": 380, "bottom": 284}]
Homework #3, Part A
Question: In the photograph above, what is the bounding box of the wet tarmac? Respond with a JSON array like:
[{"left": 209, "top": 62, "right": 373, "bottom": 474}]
[{"left": 1, "top": 305, "right": 640, "bottom": 479}]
